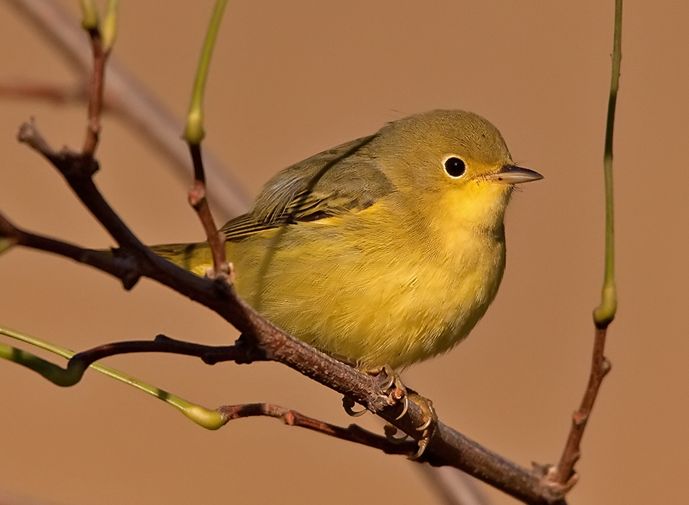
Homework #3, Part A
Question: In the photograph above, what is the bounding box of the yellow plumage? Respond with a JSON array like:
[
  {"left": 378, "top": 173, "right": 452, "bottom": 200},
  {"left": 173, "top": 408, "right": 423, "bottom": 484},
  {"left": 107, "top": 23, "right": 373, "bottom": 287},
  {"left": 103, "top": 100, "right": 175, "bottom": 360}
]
[{"left": 154, "top": 110, "right": 541, "bottom": 370}]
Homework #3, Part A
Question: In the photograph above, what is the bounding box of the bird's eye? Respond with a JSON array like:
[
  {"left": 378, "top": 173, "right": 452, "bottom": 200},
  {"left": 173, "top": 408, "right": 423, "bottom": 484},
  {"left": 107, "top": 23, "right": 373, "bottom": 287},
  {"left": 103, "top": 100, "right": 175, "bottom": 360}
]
[{"left": 443, "top": 156, "right": 466, "bottom": 178}]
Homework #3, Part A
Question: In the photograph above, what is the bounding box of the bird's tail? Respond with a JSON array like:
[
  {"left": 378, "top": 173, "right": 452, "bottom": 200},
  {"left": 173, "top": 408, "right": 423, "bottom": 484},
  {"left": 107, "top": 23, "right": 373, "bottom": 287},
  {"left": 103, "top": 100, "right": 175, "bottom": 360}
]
[{"left": 145, "top": 242, "right": 214, "bottom": 276}]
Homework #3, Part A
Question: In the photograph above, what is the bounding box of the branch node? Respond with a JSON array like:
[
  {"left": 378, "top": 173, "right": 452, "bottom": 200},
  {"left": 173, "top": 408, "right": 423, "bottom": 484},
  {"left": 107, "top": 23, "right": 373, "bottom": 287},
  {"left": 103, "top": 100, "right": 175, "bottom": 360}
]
[
  {"left": 110, "top": 248, "right": 141, "bottom": 289},
  {"left": 60, "top": 149, "right": 100, "bottom": 177},
  {"left": 572, "top": 411, "right": 588, "bottom": 426},
  {"left": 601, "top": 356, "right": 612, "bottom": 375}
]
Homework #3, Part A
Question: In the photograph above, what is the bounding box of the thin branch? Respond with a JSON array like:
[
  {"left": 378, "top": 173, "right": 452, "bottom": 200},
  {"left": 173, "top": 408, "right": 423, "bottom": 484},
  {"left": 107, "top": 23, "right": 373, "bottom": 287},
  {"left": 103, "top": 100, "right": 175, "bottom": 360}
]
[
  {"left": 188, "top": 144, "right": 230, "bottom": 280},
  {"left": 0, "top": 324, "right": 226, "bottom": 429},
  {"left": 551, "top": 329, "right": 611, "bottom": 488},
  {"left": 81, "top": 19, "right": 108, "bottom": 157},
  {"left": 7, "top": 0, "right": 251, "bottom": 217},
  {"left": 182, "top": 0, "right": 231, "bottom": 279},
  {"left": 70, "top": 334, "right": 260, "bottom": 367},
  {"left": 0, "top": 211, "right": 139, "bottom": 288},
  {"left": 16, "top": 121, "right": 146, "bottom": 254},
  {"left": 549, "top": 0, "right": 622, "bottom": 489},
  {"left": 217, "top": 403, "right": 417, "bottom": 455},
  {"left": 0, "top": 325, "right": 414, "bottom": 455}
]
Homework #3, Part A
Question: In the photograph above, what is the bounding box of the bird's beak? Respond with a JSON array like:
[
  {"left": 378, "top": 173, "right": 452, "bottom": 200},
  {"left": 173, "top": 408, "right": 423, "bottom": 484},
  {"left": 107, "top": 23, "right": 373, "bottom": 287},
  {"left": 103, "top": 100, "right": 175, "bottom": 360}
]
[{"left": 488, "top": 164, "right": 543, "bottom": 184}]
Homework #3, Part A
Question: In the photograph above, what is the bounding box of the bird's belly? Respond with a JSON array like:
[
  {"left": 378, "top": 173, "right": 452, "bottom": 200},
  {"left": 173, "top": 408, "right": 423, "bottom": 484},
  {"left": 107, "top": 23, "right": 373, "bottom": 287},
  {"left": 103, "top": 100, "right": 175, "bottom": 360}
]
[{"left": 231, "top": 230, "right": 505, "bottom": 370}]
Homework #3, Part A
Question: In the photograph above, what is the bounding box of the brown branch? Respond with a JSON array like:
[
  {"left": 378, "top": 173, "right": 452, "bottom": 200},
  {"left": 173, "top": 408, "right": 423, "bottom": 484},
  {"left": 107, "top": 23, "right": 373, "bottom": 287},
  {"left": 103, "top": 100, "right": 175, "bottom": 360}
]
[
  {"left": 82, "top": 26, "right": 109, "bottom": 157},
  {"left": 0, "top": 213, "right": 140, "bottom": 290},
  {"left": 546, "top": 0, "right": 622, "bottom": 491},
  {"left": 217, "top": 403, "right": 417, "bottom": 456},
  {"left": 7, "top": 0, "right": 251, "bottom": 217},
  {"left": 16, "top": 121, "right": 145, "bottom": 253},
  {"left": 187, "top": 144, "right": 230, "bottom": 280},
  {"left": 0, "top": 199, "right": 564, "bottom": 504},
  {"left": 68, "top": 334, "right": 263, "bottom": 367},
  {"left": 549, "top": 328, "right": 611, "bottom": 489}
]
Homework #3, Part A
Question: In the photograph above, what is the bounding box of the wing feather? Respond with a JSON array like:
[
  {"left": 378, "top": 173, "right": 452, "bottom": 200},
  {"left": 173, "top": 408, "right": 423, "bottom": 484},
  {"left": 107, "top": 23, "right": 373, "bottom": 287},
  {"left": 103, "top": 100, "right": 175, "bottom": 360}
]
[{"left": 221, "top": 133, "right": 394, "bottom": 241}]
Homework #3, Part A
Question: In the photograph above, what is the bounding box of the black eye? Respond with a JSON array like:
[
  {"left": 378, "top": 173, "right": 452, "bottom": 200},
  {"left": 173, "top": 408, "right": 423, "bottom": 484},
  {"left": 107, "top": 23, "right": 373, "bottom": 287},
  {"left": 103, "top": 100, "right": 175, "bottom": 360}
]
[{"left": 443, "top": 156, "right": 466, "bottom": 178}]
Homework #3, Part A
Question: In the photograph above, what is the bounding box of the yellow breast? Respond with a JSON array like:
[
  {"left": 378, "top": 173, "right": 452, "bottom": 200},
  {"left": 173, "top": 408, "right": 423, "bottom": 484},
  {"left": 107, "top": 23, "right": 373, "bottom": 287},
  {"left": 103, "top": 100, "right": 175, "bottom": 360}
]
[{"left": 228, "top": 194, "right": 506, "bottom": 370}]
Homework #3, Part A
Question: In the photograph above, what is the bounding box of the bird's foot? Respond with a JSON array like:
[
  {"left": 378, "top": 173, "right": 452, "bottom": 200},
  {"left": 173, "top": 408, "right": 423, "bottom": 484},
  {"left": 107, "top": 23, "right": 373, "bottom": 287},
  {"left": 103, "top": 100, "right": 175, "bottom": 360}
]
[
  {"left": 374, "top": 364, "right": 409, "bottom": 418},
  {"left": 341, "top": 364, "right": 406, "bottom": 418},
  {"left": 383, "top": 391, "right": 437, "bottom": 459},
  {"left": 373, "top": 365, "right": 437, "bottom": 459},
  {"left": 341, "top": 365, "right": 437, "bottom": 458}
]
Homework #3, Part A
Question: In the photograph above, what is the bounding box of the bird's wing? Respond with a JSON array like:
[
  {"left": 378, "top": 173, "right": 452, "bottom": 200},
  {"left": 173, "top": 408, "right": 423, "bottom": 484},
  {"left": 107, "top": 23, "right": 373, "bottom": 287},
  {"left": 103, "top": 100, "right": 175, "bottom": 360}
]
[{"left": 221, "top": 134, "right": 394, "bottom": 241}]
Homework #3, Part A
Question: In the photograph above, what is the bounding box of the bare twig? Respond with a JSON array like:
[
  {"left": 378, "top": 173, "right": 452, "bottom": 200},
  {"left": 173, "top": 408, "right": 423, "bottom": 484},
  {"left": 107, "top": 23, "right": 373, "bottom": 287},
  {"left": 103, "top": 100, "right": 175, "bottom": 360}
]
[
  {"left": 188, "top": 145, "right": 230, "bottom": 280},
  {"left": 70, "top": 333, "right": 261, "bottom": 367},
  {"left": 81, "top": 20, "right": 109, "bottom": 157},
  {"left": 549, "top": 0, "right": 622, "bottom": 490},
  {"left": 7, "top": 0, "right": 250, "bottom": 217},
  {"left": 182, "top": 0, "right": 230, "bottom": 279},
  {"left": 217, "top": 403, "right": 417, "bottom": 456},
  {"left": 550, "top": 329, "right": 611, "bottom": 489}
]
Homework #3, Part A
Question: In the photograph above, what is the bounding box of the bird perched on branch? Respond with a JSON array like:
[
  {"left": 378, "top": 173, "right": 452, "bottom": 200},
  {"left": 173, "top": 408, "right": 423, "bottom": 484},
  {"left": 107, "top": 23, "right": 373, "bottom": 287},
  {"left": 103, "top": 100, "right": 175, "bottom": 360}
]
[{"left": 155, "top": 110, "right": 542, "bottom": 371}]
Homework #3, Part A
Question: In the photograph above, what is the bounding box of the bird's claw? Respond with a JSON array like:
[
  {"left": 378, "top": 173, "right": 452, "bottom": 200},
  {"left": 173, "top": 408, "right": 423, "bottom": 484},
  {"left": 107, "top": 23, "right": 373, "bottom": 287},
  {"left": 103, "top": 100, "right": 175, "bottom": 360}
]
[
  {"left": 407, "top": 392, "right": 437, "bottom": 459},
  {"left": 342, "top": 395, "right": 367, "bottom": 417},
  {"left": 382, "top": 394, "right": 436, "bottom": 459}
]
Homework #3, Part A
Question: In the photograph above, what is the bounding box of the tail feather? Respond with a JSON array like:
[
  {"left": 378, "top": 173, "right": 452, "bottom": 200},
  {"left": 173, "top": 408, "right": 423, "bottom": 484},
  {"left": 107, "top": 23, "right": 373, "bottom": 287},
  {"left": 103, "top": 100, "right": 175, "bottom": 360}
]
[{"left": 149, "top": 242, "right": 213, "bottom": 276}]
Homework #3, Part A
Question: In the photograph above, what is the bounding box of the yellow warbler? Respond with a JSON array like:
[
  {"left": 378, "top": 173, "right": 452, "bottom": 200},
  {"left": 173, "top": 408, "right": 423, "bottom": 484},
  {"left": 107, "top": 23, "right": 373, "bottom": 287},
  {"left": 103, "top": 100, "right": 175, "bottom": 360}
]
[{"left": 155, "top": 110, "right": 542, "bottom": 370}]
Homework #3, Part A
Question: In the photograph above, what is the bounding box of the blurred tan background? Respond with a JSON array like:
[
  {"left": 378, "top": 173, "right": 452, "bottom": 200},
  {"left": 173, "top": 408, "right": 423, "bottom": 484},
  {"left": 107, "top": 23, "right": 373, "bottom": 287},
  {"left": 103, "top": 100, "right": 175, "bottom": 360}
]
[{"left": 1, "top": 1, "right": 687, "bottom": 504}]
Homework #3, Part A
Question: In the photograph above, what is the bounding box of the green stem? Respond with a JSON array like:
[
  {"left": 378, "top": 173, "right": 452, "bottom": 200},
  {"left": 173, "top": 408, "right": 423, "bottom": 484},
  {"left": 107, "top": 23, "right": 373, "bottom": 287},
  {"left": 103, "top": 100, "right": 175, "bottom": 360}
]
[
  {"left": 593, "top": 0, "right": 622, "bottom": 329},
  {"left": 0, "top": 326, "right": 227, "bottom": 430},
  {"left": 183, "top": 0, "right": 229, "bottom": 144}
]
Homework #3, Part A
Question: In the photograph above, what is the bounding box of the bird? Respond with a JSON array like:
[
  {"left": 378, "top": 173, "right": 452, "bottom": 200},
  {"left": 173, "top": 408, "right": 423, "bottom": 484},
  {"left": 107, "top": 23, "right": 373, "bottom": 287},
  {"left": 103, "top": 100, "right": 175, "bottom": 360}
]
[{"left": 154, "top": 109, "right": 542, "bottom": 372}]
